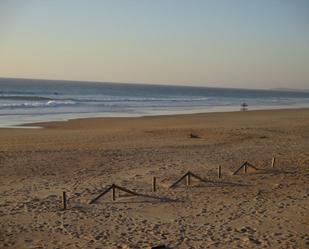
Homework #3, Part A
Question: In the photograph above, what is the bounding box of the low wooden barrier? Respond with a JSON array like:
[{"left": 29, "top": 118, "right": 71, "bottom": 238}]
[{"left": 233, "top": 161, "right": 258, "bottom": 175}]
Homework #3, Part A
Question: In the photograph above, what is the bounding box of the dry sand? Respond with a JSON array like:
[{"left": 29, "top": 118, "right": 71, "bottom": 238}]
[{"left": 0, "top": 108, "right": 308, "bottom": 249}]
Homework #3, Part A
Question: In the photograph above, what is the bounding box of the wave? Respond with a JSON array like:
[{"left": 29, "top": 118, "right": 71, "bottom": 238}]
[
  {"left": 0, "top": 94, "right": 211, "bottom": 103},
  {"left": 1, "top": 92, "right": 309, "bottom": 112},
  {"left": 0, "top": 95, "right": 53, "bottom": 101},
  {"left": 0, "top": 91, "right": 62, "bottom": 95},
  {"left": 69, "top": 96, "right": 212, "bottom": 103},
  {"left": 0, "top": 100, "right": 76, "bottom": 109}
]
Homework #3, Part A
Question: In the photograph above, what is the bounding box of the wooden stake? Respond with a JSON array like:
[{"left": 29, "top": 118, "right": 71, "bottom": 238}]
[
  {"left": 153, "top": 177, "right": 157, "bottom": 192},
  {"left": 244, "top": 163, "right": 247, "bottom": 174},
  {"left": 271, "top": 157, "right": 276, "bottom": 168},
  {"left": 218, "top": 165, "right": 222, "bottom": 179},
  {"left": 112, "top": 184, "right": 116, "bottom": 201},
  {"left": 186, "top": 173, "right": 191, "bottom": 186},
  {"left": 62, "top": 191, "right": 67, "bottom": 210}
]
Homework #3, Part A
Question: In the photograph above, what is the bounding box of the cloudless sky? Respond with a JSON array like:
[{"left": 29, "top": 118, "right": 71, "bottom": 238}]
[{"left": 0, "top": 0, "right": 308, "bottom": 89}]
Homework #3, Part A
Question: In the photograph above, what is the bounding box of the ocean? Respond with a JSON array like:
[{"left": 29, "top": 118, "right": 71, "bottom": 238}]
[{"left": 1, "top": 77, "right": 309, "bottom": 128}]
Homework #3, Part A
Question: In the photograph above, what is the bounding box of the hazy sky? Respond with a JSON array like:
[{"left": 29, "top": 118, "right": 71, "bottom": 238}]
[{"left": 0, "top": 0, "right": 308, "bottom": 89}]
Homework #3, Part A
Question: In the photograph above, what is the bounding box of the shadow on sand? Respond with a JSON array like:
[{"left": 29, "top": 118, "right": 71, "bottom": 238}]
[{"left": 248, "top": 168, "right": 298, "bottom": 175}]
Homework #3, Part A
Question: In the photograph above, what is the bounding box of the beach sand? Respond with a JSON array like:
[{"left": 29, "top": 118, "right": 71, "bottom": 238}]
[{"left": 0, "top": 108, "right": 308, "bottom": 249}]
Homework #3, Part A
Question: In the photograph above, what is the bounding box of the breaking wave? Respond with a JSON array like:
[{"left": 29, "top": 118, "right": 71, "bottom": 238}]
[{"left": 0, "top": 100, "right": 76, "bottom": 109}]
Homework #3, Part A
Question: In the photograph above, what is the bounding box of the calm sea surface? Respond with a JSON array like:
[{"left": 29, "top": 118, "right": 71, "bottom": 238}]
[{"left": 1, "top": 78, "right": 309, "bottom": 127}]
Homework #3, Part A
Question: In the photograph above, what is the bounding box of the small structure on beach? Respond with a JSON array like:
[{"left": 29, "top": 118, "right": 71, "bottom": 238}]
[
  {"left": 233, "top": 161, "right": 258, "bottom": 175},
  {"left": 169, "top": 171, "right": 208, "bottom": 188},
  {"left": 89, "top": 184, "right": 141, "bottom": 203},
  {"left": 89, "top": 183, "right": 168, "bottom": 204}
]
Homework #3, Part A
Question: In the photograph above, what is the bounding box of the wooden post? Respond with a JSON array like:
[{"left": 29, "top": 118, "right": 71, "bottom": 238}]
[
  {"left": 112, "top": 184, "right": 116, "bottom": 201},
  {"left": 218, "top": 165, "right": 222, "bottom": 179},
  {"left": 244, "top": 163, "right": 247, "bottom": 174},
  {"left": 62, "top": 191, "right": 67, "bottom": 210},
  {"left": 271, "top": 157, "right": 276, "bottom": 168},
  {"left": 153, "top": 177, "right": 157, "bottom": 192},
  {"left": 186, "top": 173, "right": 191, "bottom": 186}
]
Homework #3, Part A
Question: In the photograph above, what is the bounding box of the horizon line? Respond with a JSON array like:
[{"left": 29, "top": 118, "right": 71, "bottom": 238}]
[{"left": 0, "top": 76, "right": 308, "bottom": 92}]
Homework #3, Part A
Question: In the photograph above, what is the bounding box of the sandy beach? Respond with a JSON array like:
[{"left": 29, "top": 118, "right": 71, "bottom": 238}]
[{"left": 0, "top": 108, "right": 308, "bottom": 249}]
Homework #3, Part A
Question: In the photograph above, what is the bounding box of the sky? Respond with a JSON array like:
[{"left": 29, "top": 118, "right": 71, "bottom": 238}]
[{"left": 0, "top": 0, "right": 308, "bottom": 89}]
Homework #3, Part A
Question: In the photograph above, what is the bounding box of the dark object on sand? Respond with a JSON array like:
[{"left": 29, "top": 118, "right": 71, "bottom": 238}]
[
  {"left": 190, "top": 133, "right": 200, "bottom": 138},
  {"left": 241, "top": 102, "right": 248, "bottom": 111},
  {"left": 152, "top": 245, "right": 170, "bottom": 249}
]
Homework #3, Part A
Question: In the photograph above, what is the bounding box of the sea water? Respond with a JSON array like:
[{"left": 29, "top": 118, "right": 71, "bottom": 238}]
[{"left": 1, "top": 77, "right": 309, "bottom": 127}]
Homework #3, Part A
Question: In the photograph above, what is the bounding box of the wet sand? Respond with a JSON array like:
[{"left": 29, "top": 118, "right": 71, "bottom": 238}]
[{"left": 0, "top": 108, "right": 308, "bottom": 248}]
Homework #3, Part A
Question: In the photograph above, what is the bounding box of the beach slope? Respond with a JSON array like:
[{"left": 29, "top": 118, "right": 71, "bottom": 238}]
[{"left": 0, "top": 109, "right": 308, "bottom": 248}]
